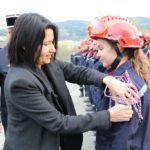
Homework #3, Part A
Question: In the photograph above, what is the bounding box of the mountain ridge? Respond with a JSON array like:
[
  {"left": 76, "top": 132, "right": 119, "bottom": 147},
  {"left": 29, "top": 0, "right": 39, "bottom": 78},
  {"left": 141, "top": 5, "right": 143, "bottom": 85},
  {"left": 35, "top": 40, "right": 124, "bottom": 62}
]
[
  {"left": 1, "top": 17, "right": 150, "bottom": 41},
  {"left": 55, "top": 17, "right": 150, "bottom": 41}
]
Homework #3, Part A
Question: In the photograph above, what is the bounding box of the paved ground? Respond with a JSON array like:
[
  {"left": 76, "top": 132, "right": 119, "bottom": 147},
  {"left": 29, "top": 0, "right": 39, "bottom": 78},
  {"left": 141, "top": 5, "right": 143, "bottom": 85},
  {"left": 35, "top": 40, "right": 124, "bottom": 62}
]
[{"left": 0, "top": 82, "right": 95, "bottom": 150}]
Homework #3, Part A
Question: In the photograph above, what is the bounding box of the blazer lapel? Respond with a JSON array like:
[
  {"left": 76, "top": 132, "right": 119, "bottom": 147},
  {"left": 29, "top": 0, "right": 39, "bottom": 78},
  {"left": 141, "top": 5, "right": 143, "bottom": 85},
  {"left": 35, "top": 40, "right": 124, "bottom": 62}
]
[
  {"left": 45, "top": 61, "right": 76, "bottom": 115},
  {"left": 24, "top": 66, "right": 64, "bottom": 112}
]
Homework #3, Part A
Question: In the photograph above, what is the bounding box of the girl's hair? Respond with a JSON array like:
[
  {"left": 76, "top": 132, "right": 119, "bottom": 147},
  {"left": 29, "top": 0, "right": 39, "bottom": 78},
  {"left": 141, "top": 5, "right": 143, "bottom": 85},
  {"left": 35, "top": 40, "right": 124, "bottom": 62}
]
[
  {"left": 8, "top": 12, "right": 58, "bottom": 69},
  {"left": 131, "top": 48, "right": 150, "bottom": 88},
  {"left": 108, "top": 40, "right": 150, "bottom": 88}
]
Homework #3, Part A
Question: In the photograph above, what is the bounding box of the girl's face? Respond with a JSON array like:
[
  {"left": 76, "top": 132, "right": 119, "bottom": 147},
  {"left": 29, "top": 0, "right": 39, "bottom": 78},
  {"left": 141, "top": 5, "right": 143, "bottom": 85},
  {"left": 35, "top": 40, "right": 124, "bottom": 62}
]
[
  {"left": 95, "top": 39, "right": 117, "bottom": 68},
  {"left": 37, "top": 28, "right": 56, "bottom": 69}
]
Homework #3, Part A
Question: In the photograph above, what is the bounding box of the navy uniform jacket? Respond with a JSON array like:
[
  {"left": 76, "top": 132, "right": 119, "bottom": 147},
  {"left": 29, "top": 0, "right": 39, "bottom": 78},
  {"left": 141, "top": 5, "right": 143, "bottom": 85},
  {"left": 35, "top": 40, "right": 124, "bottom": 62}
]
[
  {"left": 0, "top": 44, "right": 9, "bottom": 131},
  {"left": 0, "top": 44, "right": 9, "bottom": 91},
  {"left": 89, "top": 59, "right": 107, "bottom": 109},
  {"left": 0, "top": 45, "right": 9, "bottom": 76},
  {"left": 4, "top": 60, "right": 110, "bottom": 150},
  {"left": 70, "top": 52, "right": 85, "bottom": 66},
  {"left": 96, "top": 60, "right": 150, "bottom": 150}
]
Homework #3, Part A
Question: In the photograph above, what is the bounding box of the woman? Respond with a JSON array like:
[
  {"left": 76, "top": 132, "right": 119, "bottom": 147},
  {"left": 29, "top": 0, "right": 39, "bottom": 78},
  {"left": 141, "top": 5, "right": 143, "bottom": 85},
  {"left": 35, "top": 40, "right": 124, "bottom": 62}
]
[
  {"left": 89, "top": 16, "right": 150, "bottom": 150},
  {"left": 4, "top": 13, "right": 134, "bottom": 150}
]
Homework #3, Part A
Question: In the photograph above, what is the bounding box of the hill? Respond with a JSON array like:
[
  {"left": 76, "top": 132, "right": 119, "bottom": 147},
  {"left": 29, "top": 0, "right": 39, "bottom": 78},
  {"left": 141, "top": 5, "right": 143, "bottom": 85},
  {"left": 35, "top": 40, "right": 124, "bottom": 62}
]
[
  {"left": 1, "top": 17, "right": 150, "bottom": 42},
  {"left": 55, "top": 20, "right": 90, "bottom": 41},
  {"left": 0, "top": 29, "right": 6, "bottom": 36},
  {"left": 129, "top": 17, "right": 150, "bottom": 30},
  {"left": 55, "top": 17, "right": 150, "bottom": 41}
]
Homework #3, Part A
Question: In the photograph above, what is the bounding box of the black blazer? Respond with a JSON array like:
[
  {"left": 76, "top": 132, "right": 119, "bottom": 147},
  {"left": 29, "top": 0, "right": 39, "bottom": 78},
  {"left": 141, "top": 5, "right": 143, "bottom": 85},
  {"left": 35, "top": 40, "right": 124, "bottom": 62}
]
[{"left": 4, "top": 60, "right": 110, "bottom": 150}]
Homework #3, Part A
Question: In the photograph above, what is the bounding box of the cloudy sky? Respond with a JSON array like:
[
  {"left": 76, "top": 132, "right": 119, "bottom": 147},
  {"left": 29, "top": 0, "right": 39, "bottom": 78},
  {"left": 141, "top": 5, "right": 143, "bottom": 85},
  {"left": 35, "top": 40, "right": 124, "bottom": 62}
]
[{"left": 0, "top": 0, "right": 150, "bottom": 28}]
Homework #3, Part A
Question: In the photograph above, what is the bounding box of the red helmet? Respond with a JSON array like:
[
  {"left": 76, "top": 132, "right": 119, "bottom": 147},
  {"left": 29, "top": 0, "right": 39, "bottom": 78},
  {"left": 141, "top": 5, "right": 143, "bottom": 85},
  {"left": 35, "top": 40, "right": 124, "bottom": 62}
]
[
  {"left": 143, "top": 32, "right": 150, "bottom": 44},
  {"left": 80, "top": 38, "right": 92, "bottom": 46},
  {"left": 88, "top": 16, "right": 141, "bottom": 48}
]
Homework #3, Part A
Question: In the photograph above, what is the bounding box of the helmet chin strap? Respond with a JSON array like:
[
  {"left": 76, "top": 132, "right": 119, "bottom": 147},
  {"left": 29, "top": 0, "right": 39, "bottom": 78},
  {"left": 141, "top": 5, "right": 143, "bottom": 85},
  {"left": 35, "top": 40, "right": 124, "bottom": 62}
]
[
  {"left": 110, "top": 55, "right": 122, "bottom": 70},
  {"left": 110, "top": 44, "right": 123, "bottom": 71},
  {"left": 108, "top": 41, "right": 132, "bottom": 72}
]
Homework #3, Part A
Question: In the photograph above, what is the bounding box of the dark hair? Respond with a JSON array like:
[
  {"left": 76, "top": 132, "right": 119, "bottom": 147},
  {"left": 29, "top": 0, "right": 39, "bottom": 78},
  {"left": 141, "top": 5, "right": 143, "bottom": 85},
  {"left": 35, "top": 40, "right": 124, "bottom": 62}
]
[{"left": 8, "top": 12, "right": 58, "bottom": 69}]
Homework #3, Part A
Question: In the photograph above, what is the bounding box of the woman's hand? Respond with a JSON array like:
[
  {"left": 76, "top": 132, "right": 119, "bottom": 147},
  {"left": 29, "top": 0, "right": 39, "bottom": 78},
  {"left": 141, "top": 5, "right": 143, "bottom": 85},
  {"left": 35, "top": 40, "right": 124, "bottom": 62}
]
[
  {"left": 108, "top": 104, "right": 133, "bottom": 122},
  {"left": 103, "top": 76, "right": 139, "bottom": 103}
]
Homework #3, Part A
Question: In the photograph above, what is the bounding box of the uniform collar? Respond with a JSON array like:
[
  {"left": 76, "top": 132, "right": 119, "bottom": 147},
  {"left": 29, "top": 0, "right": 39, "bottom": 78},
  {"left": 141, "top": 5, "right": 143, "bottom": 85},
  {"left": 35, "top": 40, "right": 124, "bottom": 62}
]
[{"left": 113, "top": 60, "right": 132, "bottom": 76}]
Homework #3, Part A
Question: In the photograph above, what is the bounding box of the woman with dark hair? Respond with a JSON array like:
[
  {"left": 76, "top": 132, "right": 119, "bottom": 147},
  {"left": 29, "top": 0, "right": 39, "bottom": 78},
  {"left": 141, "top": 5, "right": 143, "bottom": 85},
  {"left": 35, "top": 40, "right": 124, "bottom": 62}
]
[
  {"left": 4, "top": 13, "right": 135, "bottom": 150},
  {"left": 89, "top": 16, "right": 150, "bottom": 150}
]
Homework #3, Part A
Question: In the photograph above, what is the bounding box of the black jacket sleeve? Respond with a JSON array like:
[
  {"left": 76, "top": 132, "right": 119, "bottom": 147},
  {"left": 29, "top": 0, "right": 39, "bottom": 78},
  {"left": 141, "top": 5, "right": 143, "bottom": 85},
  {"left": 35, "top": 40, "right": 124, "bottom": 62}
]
[
  {"left": 57, "top": 60, "right": 107, "bottom": 87},
  {"left": 5, "top": 70, "right": 111, "bottom": 134}
]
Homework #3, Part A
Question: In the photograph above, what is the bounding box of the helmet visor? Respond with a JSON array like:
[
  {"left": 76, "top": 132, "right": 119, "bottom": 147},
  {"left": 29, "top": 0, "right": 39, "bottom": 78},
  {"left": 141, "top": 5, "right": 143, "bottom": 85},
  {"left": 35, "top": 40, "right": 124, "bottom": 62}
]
[{"left": 91, "top": 20, "right": 107, "bottom": 37}]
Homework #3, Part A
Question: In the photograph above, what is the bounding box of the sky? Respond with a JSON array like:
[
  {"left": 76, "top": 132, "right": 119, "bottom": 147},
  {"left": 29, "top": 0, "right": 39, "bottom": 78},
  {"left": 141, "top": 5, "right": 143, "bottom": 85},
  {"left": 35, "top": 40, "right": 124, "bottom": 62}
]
[{"left": 0, "top": 0, "right": 150, "bottom": 29}]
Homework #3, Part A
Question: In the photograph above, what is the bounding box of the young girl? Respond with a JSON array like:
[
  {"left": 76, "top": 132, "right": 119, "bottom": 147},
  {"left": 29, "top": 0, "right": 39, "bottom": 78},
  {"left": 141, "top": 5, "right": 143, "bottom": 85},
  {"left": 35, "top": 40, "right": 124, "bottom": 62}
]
[{"left": 89, "top": 16, "right": 150, "bottom": 150}]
